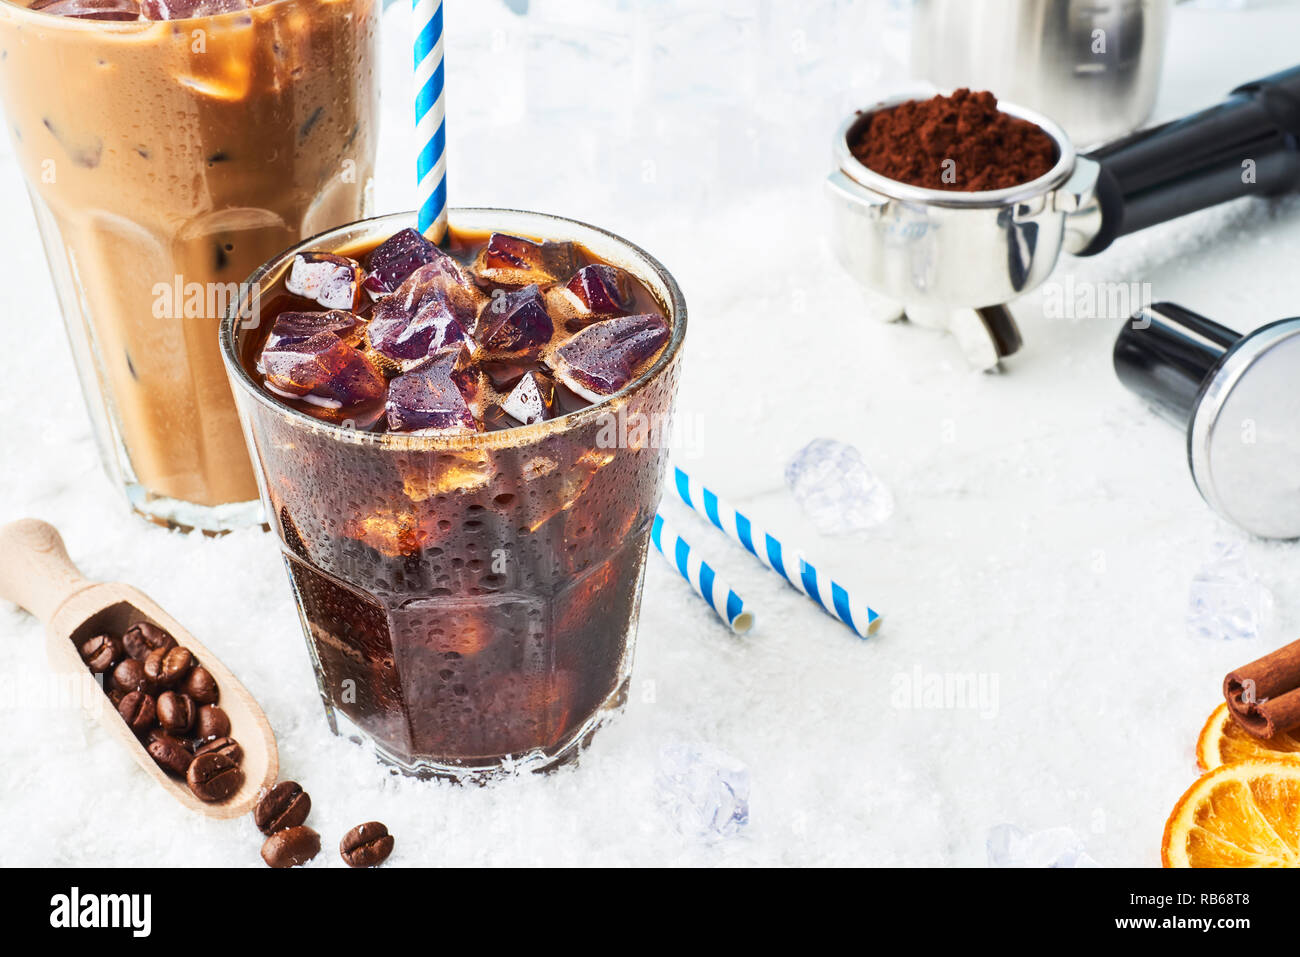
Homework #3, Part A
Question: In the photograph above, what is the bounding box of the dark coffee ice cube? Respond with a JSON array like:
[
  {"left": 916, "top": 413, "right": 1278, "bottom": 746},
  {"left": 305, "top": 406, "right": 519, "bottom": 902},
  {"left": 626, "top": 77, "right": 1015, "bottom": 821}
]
[
  {"left": 264, "top": 310, "right": 362, "bottom": 353},
  {"left": 474, "top": 285, "right": 553, "bottom": 361},
  {"left": 30, "top": 0, "right": 141, "bottom": 19},
  {"left": 500, "top": 370, "right": 557, "bottom": 426},
  {"left": 261, "top": 330, "right": 386, "bottom": 425},
  {"left": 547, "top": 313, "right": 670, "bottom": 401},
  {"left": 385, "top": 346, "right": 483, "bottom": 435},
  {"left": 141, "top": 0, "right": 246, "bottom": 18},
  {"left": 549, "top": 264, "right": 634, "bottom": 322},
  {"left": 375, "top": 258, "right": 484, "bottom": 327},
  {"left": 365, "top": 263, "right": 480, "bottom": 372},
  {"left": 285, "top": 252, "right": 364, "bottom": 311},
  {"left": 362, "top": 228, "right": 441, "bottom": 300},
  {"left": 473, "top": 233, "right": 578, "bottom": 286}
]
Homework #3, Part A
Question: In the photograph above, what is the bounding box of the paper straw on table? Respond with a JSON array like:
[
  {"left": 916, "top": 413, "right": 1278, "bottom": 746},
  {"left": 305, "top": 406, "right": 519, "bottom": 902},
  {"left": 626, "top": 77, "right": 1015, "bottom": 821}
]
[
  {"left": 413, "top": 0, "right": 448, "bottom": 242},
  {"left": 669, "top": 465, "right": 882, "bottom": 639},
  {"left": 651, "top": 512, "right": 754, "bottom": 635}
]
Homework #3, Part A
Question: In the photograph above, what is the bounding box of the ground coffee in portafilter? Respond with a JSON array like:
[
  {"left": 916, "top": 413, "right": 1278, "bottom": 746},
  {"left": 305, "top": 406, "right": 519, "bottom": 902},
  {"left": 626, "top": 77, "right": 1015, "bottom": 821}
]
[
  {"left": 73, "top": 620, "right": 245, "bottom": 803},
  {"left": 851, "top": 88, "right": 1056, "bottom": 191}
]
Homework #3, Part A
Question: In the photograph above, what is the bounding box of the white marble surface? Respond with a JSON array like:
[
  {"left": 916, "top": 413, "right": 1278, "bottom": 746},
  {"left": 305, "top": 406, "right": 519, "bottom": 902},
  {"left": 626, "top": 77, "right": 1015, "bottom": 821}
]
[{"left": 2, "top": 0, "right": 1300, "bottom": 867}]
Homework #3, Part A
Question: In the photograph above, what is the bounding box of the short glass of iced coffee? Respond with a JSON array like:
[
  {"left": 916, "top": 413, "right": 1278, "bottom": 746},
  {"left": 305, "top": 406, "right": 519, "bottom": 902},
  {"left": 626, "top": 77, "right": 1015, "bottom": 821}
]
[{"left": 221, "top": 209, "right": 686, "bottom": 778}]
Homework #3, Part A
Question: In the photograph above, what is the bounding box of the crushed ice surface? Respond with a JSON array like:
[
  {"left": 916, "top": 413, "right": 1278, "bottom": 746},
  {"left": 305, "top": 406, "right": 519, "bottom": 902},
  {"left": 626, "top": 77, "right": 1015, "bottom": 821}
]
[
  {"left": 655, "top": 741, "right": 750, "bottom": 843},
  {"left": 784, "top": 438, "right": 894, "bottom": 535},
  {"left": 4, "top": 3, "right": 1300, "bottom": 865},
  {"left": 986, "top": 825, "right": 1100, "bottom": 868},
  {"left": 1186, "top": 542, "right": 1275, "bottom": 641}
]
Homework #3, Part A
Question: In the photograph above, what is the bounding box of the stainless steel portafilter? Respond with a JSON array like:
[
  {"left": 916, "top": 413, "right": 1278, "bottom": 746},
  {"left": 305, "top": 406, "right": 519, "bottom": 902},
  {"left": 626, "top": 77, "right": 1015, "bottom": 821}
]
[
  {"left": 828, "top": 66, "right": 1300, "bottom": 369},
  {"left": 1115, "top": 303, "right": 1300, "bottom": 540}
]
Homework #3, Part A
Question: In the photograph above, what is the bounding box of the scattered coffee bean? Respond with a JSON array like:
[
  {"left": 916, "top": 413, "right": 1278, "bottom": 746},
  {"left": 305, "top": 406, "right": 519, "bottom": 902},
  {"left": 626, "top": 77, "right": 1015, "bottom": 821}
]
[
  {"left": 195, "top": 704, "right": 231, "bottom": 741},
  {"left": 144, "top": 645, "right": 193, "bottom": 689},
  {"left": 156, "top": 691, "right": 196, "bottom": 735},
  {"left": 339, "top": 821, "right": 394, "bottom": 868},
  {"left": 123, "top": 621, "right": 176, "bottom": 661},
  {"left": 194, "top": 736, "right": 242, "bottom": 764},
  {"left": 79, "top": 633, "right": 124, "bottom": 674},
  {"left": 261, "top": 825, "right": 320, "bottom": 868},
  {"left": 186, "top": 751, "right": 244, "bottom": 803},
  {"left": 182, "top": 665, "right": 219, "bottom": 705},
  {"left": 146, "top": 730, "right": 193, "bottom": 776},
  {"left": 117, "top": 690, "right": 156, "bottom": 735},
  {"left": 107, "top": 688, "right": 125, "bottom": 708},
  {"left": 111, "top": 658, "right": 151, "bottom": 695},
  {"left": 254, "top": 781, "right": 311, "bottom": 835}
]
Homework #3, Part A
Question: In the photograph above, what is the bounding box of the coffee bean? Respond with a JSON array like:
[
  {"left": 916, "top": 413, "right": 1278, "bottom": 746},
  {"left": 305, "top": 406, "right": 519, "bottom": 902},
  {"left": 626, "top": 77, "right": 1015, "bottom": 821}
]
[
  {"left": 195, "top": 704, "right": 231, "bottom": 741},
  {"left": 181, "top": 665, "right": 219, "bottom": 705},
  {"left": 156, "top": 691, "right": 196, "bottom": 735},
  {"left": 123, "top": 621, "right": 176, "bottom": 661},
  {"left": 79, "top": 633, "right": 124, "bottom": 674},
  {"left": 144, "top": 645, "right": 193, "bottom": 689},
  {"left": 194, "top": 736, "right": 242, "bottom": 764},
  {"left": 107, "top": 688, "right": 125, "bottom": 708},
  {"left": 339, "top": 821, "right": 394, "bottom": 868},
  {"left": 261, "top": 826, "right": 320, "bottom": 868},
  {"left": 253, "top": 781, "right": 311, "bottom": 835},
  {"left": 146, "top": 730, "right": 193, "bottom": 776},
  {"left": 186, "top": 751, "right": 244, "bottom": 802},
  {"left": 117, "top": 691, "right": 156, "bottom": 735},
  {"left": 111, "top": 658, "right": 151, "bottom": 695}
]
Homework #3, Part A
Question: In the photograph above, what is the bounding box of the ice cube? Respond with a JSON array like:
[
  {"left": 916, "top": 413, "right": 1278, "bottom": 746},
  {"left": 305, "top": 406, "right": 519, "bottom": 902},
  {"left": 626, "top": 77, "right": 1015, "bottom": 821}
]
[
  {"left": 285, "top": 252, "right": 364, "bottom": 311},
  {"left": 500, "top": 370, "right": 557, "bottom": 426},
  {"left": 385, "top": 346, "right": 482, "bottom": 435},
  {"left": 261, "top": 330, "right": 386, "bottom": 424},
  {"left": 784, "top": 438, "right": 894, "bottom": 536},
  {"left": 361, "top": 228, "right": 442, "bottom": 300},
  {"left": 263, "top": 310, "right": 362, "bottom": 353},
  {"left": 473, "top": 232, "right": 578, "bottom": 286},
  {"left": 368, "top": 257, "right": 483, "bottom": 351},
  {"left": 1187, "top": 542, "right": 1275, "bottom": 641},
  {"left": 655, "top": 741, "right": 750, "bottom": 843},
  {"left": 546, "top": 264, "right": 634, "bottom": 323},
  {"left": 367, "top": 295, "right": 473, "bottom": 373},
  {"left": 474, "top": 285, "right": 554, "bottom": 360},
  {"left": 545, "top": 313, "right": 669, "bottom": 402},
  {"left": 30, "top": 0, "right": 141, "bottom": 19},
  {"left": 986, "top": 824, "right": 1099, "bottom": 868},
  {"left": 141, "top": 0, "right": 246, "bottom": 18}
]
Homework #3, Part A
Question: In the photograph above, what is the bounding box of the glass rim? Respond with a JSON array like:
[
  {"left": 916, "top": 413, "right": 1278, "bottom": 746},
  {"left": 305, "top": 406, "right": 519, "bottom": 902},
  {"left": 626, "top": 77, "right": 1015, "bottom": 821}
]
[
  {"left": 219, "top": 207, "right": 689, "bottom": 452},
  {"left": 0, "top": 0, "right": 333, "bottom": 31}
]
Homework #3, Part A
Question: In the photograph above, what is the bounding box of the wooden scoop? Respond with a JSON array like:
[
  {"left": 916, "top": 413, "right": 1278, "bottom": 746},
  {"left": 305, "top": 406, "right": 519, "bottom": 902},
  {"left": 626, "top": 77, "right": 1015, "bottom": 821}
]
[{"left": 0, "top": 519, "right": 277, "bottom": 818}]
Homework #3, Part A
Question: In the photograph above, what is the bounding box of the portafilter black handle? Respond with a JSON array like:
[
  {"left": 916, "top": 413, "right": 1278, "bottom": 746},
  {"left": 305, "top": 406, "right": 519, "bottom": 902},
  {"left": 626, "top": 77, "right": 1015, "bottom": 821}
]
[{"left": 1078, "top": 65, "right": 1300, "bottom": 257}]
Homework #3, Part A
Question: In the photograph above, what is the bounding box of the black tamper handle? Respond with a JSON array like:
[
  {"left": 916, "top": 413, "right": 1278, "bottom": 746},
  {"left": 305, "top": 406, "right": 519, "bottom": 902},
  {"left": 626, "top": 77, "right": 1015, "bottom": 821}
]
[
  {"left": 1078, "top": 65, "right": 1300, "bottom": 256},
  {"left": 1113, "top": 302, "right": 1242, "bottom": 426}
]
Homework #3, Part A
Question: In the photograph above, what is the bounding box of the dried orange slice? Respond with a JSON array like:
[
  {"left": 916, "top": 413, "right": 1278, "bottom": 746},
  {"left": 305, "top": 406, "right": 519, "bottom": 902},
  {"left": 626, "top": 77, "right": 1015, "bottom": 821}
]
[
  {"left": 1162, "top": 759, "right": 1300, "bottom": 867},
  {"left": 1197, "top": 703, "right": 1300, "bottom": 772}
]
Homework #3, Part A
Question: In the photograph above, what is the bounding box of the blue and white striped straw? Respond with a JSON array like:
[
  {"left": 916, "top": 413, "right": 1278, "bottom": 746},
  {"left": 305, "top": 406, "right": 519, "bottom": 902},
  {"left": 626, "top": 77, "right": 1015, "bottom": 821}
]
[
  {"left": 651, "top": 512, "right": 754, "bottom": 635},
  {"left": 413, "top": 0, "right": 448, "bottom": 241},
  {"left": 670, "top": 466, "right": 882, "bottom": 638}
]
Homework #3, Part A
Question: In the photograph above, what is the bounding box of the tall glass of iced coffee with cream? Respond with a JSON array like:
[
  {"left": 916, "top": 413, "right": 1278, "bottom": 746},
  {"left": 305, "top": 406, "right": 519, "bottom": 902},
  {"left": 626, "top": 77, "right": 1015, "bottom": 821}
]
[{"left": 0, "top": 0, "right": 379, "bottom": 531}]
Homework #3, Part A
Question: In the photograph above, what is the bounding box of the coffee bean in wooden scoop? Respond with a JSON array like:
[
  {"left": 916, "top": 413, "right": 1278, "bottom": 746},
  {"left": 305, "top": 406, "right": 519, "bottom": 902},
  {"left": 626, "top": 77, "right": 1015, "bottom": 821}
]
[
  {"left": 79, "top": 633, "right": 123, "bottom": 674},
  {"left": 187, "top": 751, "right": 244, "bottom": 803},
  {"left": 123, "top": 621, "right": 176, "bottom": 661}
]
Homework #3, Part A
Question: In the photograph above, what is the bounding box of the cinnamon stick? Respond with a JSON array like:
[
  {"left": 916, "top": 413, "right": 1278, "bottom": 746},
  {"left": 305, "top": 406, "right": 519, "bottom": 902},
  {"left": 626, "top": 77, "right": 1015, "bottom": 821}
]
[{"left": 1223, "top": 638, "right": 1300, "bottom": 739}]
